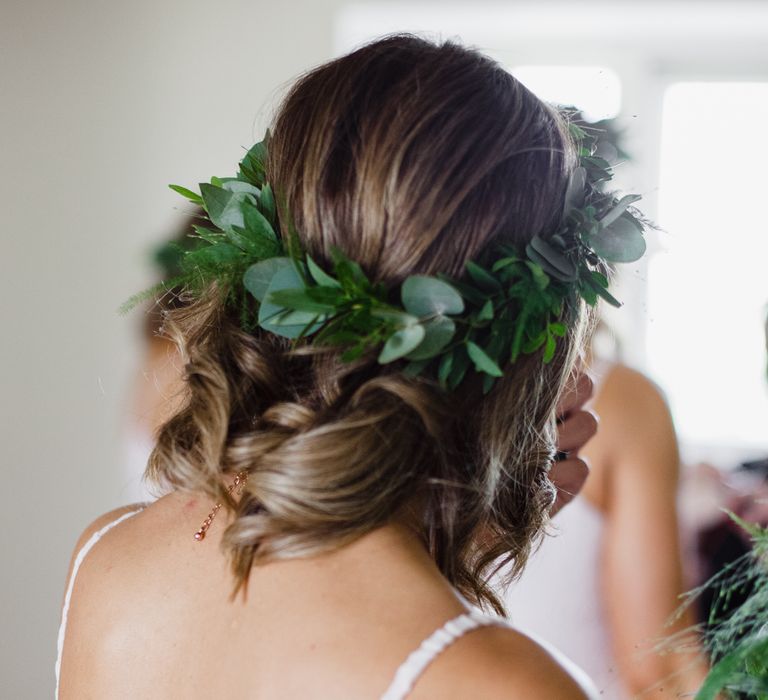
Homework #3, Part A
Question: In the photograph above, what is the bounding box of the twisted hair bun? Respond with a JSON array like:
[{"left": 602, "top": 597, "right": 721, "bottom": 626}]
[{"left": 148, "top": 34, "right": 588, "bottom": 614}]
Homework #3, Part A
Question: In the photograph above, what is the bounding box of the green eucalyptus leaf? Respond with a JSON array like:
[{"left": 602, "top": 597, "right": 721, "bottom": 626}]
[
  {"left": 589, "top": 214, "right": 646, "bottom": 263},
  {"left": 259, "top": 263, "right": 320, "bottom": 338},
  {"left": 563, "top": 166, "right": 587, "bottom": 214},
  {"left": 378, "top": 324, "right": 426, "bottom": 363},
  {"left": 405, "top": 316, "right": 456, "bottom": 360},
  {"left": 579, "top": 281, "right": 598, "bottom": 306},
  {"left": 525, "top": 261, "right": 550, "bottom": 291},
  {"left": 491, "top": 256, "right": 521, "bottom": 272},
  {"left": 466, "top": 341, "right": 503, "bottom": 377},
  {"left": 591, "top": 280, "right": 622, "bottom": 308},
  {"left": 271, "top": 309, "right": 324, "bottom": 328},
  {"left": 590, "top": 270, "right": 610, "bottom": 288},
  {"left": 371, "top": 308, "right": 419, "bottom": 332},
  {"left": 526, "top": 245, "right": 572, "bottom": 283},
  {"left": 200, "top": 183, "right": 234, "bottom": 228},
  {"left": 192, "top": 225, "right": 225, "bottom": 245},
  {"left": 242, "top": 200, "right": 278, "bottom": 242},
  {"left": 222, "top": 226, "right": 257, "bottom": 254},
  {"left": 221, "top": 180, "right": 260, "bottom": 196},
  {"left": 447, "top": 346, "right": 471, "bottom": 390},
  {"left": 230, "top": 225, "right": 281, "bottom": 258},
  {"left": 169, "top": 184, "right": 203, "bottom": 204},
  {"left": 529, "top": 235, "right": 577, "bottom": 280},
  {"left": 485, "top": 332, "right": 506, "bottom": 360},
  {"left": 549, "top": 321, "right": 567, "bottom": 337},
  {"left": 599, "top": 194, "right": 642, "bottom": 228},
  {"left": 438, "top": 349, "right": 454, "bottom": 387},
  {"left": 522, "top": 330, "right": 547, "bottom": 353},
  {"left": 582, "top": 155, "right": 613, "bottom": 182},
  {"left": 268, "top": 287, "right": 336, "bottom": 314},
  {"left": 239, "top": 140, "right": 267, "bottom": 186},
  {"left": 438, "top": 275, "right": 488, "bottom": 306},
  {"left": 482, "top": 374, "right": 496, "bottom": 395},
  {"left": 543, "top": 334, "right": 557, "bottom": 363},
  {"left": 184, "top": 242, "right": 242, "bottom": 268},
  {"left": 569, "top": 123, "right": 589, "bottom": 141},
  {"left": 583, "top": 155, "right": 612, "bottom": 171},
  {"left": 306, "top": 255, "right": 342, "bottom": 288},
  {"left": 330, "top": 246, "right": 370, "bottom": 291},
  {"left": 401, "top": 275, "right": 464, "bottom": 317},
  {"left": 201, "top": 186, "right": 258, "bottom": 233},
  {"left": 465, "top": 261, "right": 502, "bottom": 292},
  {"left": 305, "top": 286, "right": 346, "bottom": 306},
  {"left": 477, "top": 299, "right": 494, "bottom": 322},
  {"left": 259, "top": 183, "right": 276, "bottom": 225},
  {"left": 243, "top": 257, "right": 293, "bottom": 302}
]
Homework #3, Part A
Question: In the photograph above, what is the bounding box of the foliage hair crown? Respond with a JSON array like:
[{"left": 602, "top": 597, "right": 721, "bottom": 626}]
[{"left": 125, "top": 116, "right": 649, "bottom": 394}]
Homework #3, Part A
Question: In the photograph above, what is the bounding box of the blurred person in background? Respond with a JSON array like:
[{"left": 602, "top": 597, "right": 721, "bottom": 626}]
[
  {"left": 502, "top": 343, "right": 710, "bottom": 698},
  {"left": 500, "top": 116, "right": 709, "bottom": 699}
]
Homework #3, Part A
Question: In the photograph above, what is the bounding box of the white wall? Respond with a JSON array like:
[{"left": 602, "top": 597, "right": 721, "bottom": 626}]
[{"left": 0, "top": 1, "right": 346, "bottom": 695}]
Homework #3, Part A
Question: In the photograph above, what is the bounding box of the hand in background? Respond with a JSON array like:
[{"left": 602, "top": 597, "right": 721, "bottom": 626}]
[{"left": 550, "top": 372, "right": 598, "bottom": 516}]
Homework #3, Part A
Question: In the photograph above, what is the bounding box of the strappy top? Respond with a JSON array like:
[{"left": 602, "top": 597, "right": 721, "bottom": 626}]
[{"left": 55, "top": 510, "right": 507, "bottom": 700}]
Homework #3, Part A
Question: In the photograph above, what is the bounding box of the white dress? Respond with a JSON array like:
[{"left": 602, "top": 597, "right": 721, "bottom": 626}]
[
  {"left": 55, "top": 509, "right": 596, "bottom": 699},
  {"left": 500, "top": 360, "right": 629, "bottom": 699},
  {"left": 502, "top": 497, "right": 628, "bottom": 699}
]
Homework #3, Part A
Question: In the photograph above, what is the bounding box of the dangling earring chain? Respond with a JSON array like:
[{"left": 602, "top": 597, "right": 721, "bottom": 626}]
[{"left": 193, "top": 471, "right": 248, "bottom": 541}]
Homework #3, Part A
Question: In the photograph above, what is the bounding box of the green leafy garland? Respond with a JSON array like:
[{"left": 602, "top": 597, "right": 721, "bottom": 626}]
[{"left": 125, "top": 121, "right": 648, "bottom": 393}]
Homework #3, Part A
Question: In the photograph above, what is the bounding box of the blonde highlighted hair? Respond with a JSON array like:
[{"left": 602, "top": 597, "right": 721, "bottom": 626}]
[{"left": 148, "top": 35, "right": 589, "bottom": 614}]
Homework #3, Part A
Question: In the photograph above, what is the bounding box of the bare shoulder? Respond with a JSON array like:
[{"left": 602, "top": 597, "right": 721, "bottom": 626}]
[
  {"left": 63, "top": 503, "right": 147, "bottom": 589},
  {"left": 594, "top": 364, "right": 675, "bottom": 446},
  {"left": 72, "top": 504, "right": 146, "bottom": 548},
  {"left": 600, "top": 364, "right": 669, "bottom": 414},
  {"left": 411, "top": 623, "right": 596, "bottom": 699}
]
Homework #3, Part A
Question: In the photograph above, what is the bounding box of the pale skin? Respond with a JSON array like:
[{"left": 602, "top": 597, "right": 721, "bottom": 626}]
[
  {"left": 60, "top": 355, "right": 599, "bottom": 699},
  {"left": 578, "top": 364, "right": 709, "bottom": 698}
]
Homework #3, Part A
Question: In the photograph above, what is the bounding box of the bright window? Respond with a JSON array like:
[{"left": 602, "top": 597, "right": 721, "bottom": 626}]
[{"left": 647, "top": 82, "right": 768, "bottom": 449}]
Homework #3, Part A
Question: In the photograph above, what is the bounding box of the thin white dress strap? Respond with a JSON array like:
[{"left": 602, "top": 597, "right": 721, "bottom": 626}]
[
  {"left": 55, "top": 508, "right": 144, "bottom": 699},
  {"left": 380, "top": 608, "right": 503, "bottom": 700}
]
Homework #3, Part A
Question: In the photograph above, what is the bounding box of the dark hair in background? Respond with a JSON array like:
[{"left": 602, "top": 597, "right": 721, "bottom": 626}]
[{"left": 148, "top": 34, "right": 587, "bottom": 614}]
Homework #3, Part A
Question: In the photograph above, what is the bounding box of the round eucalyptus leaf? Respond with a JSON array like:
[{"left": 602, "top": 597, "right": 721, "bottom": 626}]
[
  {"left": 405, "top": 316, "right": 455, "bottom": 360},
  {"left": 243, "top": 257, "right": 292, "bottom": 302},
  {"left": 200, "top": 183, "right": 233, "bottom": 229},
  {"left": 402, "top": 275, "right": 464, "bottom": 317},
  {"left": 258, "top": 262, "right": 321, "bottom": 338},
  {"left": 529, "top": 235, "right": 577, "bottom": 279},
  {"left": 378, "top": 324, "right": 426, "bottom": 364},
  {"left": 590, "top": 215, "right": 646, "bottom": 263},
  {"left": 200, "top": 185, "right": 257, "bottom": 233}
]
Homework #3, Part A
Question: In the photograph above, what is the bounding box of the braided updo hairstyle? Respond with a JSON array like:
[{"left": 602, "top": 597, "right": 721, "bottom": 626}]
[{"left": 148, "top": 34, "right": 589, "bottom": 614}]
